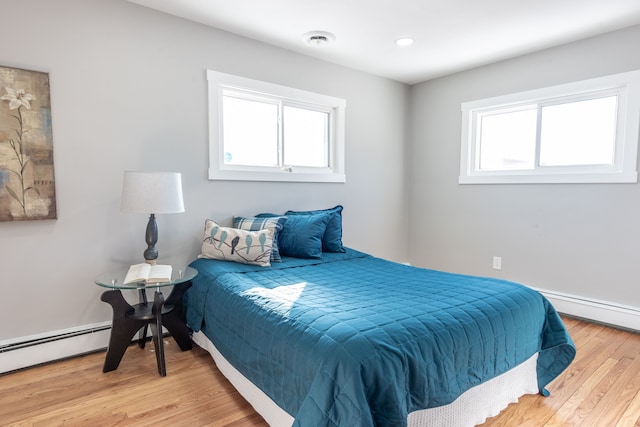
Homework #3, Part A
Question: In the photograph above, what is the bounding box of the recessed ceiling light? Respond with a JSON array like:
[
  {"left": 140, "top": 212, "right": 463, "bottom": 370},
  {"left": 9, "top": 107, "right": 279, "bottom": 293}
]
[
  {"left": 395, "top": 37, "right": 415, "bottom": 47},
  {"left": 303, "top": 31, "right": 336, "bottom": 47}
]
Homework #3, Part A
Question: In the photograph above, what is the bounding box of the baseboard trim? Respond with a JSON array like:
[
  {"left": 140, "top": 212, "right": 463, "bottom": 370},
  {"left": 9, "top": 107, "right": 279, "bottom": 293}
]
[
  {"left": 0, "top": 322, "right": 111, "bottom": 374},
  {"left": 535, "top": 288, "right": 640, "bottom": 332}
]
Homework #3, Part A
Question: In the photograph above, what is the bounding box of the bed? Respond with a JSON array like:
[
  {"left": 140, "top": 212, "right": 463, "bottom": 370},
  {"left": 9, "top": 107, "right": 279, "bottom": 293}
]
[{"left": 184, "top": 246, "right": 575, "bottom": 427}]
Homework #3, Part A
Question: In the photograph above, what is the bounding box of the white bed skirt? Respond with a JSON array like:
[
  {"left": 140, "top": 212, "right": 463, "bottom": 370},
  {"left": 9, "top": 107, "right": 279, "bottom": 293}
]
[{"left": 192, "top": 331, "right": 539, "bottom": 427}]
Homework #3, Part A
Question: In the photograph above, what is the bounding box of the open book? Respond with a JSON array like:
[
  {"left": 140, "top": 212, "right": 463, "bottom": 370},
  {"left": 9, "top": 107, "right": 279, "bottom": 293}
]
[{"left": 124, "top": 263, "right": 173, "bottom": 284}]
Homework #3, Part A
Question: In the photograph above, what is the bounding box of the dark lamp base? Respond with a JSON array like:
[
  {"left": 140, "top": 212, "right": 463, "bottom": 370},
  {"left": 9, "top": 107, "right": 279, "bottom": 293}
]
[{"left": 144, "top": 213, "right": 159, "bottom": 264}]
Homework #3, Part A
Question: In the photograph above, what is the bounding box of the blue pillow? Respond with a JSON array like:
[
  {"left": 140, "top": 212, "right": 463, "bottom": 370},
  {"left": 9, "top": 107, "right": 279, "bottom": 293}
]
[
  {"left": 233, "top": 216, "right": 287, "bottom": 262},
  {"left": 257, "top": 212, "right": 330, "bottom": 259},
  {"left": 285, "top": 205, "right": 345, "bottom": 253}
]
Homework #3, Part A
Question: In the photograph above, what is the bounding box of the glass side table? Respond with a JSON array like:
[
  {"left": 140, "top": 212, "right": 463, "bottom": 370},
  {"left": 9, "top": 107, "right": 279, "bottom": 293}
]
[{"left": 95, "top": 266, "right": 198, "bottom": 376}]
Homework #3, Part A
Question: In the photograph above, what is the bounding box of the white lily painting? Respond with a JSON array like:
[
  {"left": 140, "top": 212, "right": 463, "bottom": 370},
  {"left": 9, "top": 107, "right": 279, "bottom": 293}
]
[{"left": 0, "top": 66, "right": 56, "bottom": 221}]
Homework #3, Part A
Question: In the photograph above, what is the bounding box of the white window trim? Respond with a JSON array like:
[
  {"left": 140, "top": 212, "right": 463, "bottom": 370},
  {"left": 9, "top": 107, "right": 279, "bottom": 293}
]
[
  {"left": 207, "top": 70, "right": 346, "bottom": 183},
  {"left": 459, "top": 70, "right": 640, "bottom": 184}
]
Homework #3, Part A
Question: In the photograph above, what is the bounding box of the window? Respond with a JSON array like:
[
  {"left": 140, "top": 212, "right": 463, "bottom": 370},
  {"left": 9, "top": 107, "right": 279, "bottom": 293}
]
[
  {"left": 207, "top": 70, "right": 346, "bottom": 182},
  {"left": 460, "top": 70, "right": 640, "bottom": 184}
]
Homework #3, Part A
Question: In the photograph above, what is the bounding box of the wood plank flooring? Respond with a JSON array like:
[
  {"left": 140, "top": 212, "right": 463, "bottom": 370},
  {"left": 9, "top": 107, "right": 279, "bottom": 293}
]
[
  {"left": 479, "top": 316, "right": 640, "bottom": 427},
  {"left": 0, "top": 316, "right": 638, "bottom": 426}
]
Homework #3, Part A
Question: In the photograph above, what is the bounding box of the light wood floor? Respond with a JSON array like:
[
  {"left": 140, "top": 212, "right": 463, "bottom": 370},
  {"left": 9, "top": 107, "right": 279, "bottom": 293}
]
[{"left": 0, "top": 316, "right": 638, "bottom": 426}]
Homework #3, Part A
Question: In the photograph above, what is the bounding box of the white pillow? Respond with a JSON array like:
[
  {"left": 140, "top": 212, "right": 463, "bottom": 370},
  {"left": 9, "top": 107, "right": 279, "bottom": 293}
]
[{"left": 199, "top": 219, "right": 274, "bottom": 266}]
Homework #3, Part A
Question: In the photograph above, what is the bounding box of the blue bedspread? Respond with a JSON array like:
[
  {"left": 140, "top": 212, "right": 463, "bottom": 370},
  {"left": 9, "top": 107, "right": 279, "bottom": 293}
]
[{"left": 185, "top": 249, "right": 575, "bottom": 427}]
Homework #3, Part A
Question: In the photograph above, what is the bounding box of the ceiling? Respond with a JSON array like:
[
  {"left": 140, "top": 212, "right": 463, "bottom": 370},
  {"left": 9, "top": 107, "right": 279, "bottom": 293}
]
[{"left": 129, "top": 0, "right": 640, "bottom": 85}]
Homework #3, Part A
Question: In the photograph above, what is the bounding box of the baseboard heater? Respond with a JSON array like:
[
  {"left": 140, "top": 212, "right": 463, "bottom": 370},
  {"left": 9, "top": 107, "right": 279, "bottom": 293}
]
[
  {"left": 0, "top": 322, "right": 112, "bottom": 374},
  {"left": 0, "top": 324, "right": 111, "bottom": 354},
  {"left": 535, "top": 288, "right": 640, "bottom": 333},
  {"left": 0, "top": 321, "right": 176, "bottom": 374}
]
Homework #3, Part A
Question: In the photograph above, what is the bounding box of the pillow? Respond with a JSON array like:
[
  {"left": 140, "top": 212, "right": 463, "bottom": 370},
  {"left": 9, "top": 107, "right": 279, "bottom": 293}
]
[
  {"left": 285, "top": 205, "right": 345, "bottom": 253},
  {"left": 199, "top": 219, "right": 273, "bottom": 266},
  {"left": 233, "top": 215, "right": 287, "bottom": 262},
  {"left": 256, "top": 212, "right": 330, "bottom": 259}
]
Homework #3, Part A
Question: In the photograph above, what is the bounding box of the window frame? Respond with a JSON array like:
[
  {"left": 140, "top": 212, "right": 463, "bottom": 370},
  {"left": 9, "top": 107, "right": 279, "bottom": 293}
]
[
  {"left": 207, "top": 70, "right": 346, "bottom": 183},
  {"left": 459, "top": 70, "right": 640, "bottom": 184}
]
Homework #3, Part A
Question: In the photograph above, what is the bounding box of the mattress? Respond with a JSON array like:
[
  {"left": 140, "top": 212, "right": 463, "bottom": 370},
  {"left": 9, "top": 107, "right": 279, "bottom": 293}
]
[{"left": 185, "top": 248, "right": 575, "bottom": 426}]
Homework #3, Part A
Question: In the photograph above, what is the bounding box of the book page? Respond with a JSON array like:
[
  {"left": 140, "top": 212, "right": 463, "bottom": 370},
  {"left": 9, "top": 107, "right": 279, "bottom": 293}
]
[
  {"left": 147, "top": 265, "right": 172, "bottom": 284},
  {"left": 123, "top": 263, "right": 151, "bottom": 284}
]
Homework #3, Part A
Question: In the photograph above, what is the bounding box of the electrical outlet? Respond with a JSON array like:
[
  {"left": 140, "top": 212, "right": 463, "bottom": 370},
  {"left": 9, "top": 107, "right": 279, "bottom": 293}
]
[{"left": 492, "top": 256, "right": 502, "bottom": 270}]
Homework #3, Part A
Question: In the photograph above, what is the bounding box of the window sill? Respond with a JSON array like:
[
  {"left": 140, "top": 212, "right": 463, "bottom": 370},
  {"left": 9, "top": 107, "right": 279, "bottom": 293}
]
[
  {"left": 208, "top": 169, "right": 346, "bottom": 183},
  {"left": 459, "top": 171, "right": 638, "bottom": 184}
]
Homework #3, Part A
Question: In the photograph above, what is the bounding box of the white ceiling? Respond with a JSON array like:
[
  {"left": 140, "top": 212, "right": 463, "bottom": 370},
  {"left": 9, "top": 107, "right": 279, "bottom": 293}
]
[{"left": 129, "top": 0, "right": 640, "bottom": 85}]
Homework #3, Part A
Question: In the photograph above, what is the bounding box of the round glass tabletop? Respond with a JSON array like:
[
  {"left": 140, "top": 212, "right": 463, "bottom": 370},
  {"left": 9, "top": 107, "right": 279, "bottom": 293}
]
[{"left": 95, "top": 265, "right": 198, "bottom": 290}]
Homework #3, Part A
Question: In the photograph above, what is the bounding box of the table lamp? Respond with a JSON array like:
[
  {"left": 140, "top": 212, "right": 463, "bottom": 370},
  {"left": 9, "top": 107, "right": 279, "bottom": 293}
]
[{"left": 121, "top": 171, "right": 185, "bottom": 264}]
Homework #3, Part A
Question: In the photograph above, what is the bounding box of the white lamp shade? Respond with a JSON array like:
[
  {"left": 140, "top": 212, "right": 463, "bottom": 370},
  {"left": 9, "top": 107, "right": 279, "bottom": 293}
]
[{"left": 121, "top": 171, "right": 185, "bottom": 214}]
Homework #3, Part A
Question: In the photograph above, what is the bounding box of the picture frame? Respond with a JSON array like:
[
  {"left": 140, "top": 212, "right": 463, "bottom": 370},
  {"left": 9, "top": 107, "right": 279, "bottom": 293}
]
[{"left": 0, "top": 65, "right": 57, "bottom": 221}]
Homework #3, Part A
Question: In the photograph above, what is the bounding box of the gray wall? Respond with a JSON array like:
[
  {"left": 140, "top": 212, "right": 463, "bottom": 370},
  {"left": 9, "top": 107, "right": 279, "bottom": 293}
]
[
  {"left": 408, "top": 25, "right": 640, "bottom": 309},
  {"left": 3, "top": 0, "right": 637, "bottom": 348},
  {"left": 0, "top": 0, "right": 409, "bottom": 342}
]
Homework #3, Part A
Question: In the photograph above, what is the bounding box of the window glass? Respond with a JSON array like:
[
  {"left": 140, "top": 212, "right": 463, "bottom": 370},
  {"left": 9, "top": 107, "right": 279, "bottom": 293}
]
[
  {"left": 222, "top": 95, "right": 278, "bottom": 167},
  {"left": 539, "top": 96, "right": 617, "bottom": 167},
  {"left": 479, "top": 108, "right": 536, "bottom": 171},
  {"left": 283, "top": 106, "right": 329, "bottom": 168}
]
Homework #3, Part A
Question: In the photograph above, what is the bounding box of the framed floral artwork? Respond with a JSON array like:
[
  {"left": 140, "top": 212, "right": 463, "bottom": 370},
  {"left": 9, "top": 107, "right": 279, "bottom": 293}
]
[{"left": 0, "top": 65, "right": 57, "bottom": 221}]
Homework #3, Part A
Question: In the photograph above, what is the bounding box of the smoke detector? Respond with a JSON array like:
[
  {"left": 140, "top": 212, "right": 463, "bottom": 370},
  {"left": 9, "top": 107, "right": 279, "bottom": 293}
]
[{"left": 303, "top": 31, "right": 336, "bottom": 47}]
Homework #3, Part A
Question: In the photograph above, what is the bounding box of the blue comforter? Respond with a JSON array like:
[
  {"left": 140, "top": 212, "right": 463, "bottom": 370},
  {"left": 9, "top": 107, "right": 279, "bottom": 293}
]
[{"left": 185, "top": 249, "right": 575, "bottom": 427}]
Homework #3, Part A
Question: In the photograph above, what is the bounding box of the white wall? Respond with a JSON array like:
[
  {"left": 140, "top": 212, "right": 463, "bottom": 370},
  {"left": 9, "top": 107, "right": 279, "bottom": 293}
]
[
  {"left": 0, "top": 0, "right": 409, "bottom": 345},
  {"left": 408, "top": 25, "right": 640, "bottom": 313}
]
